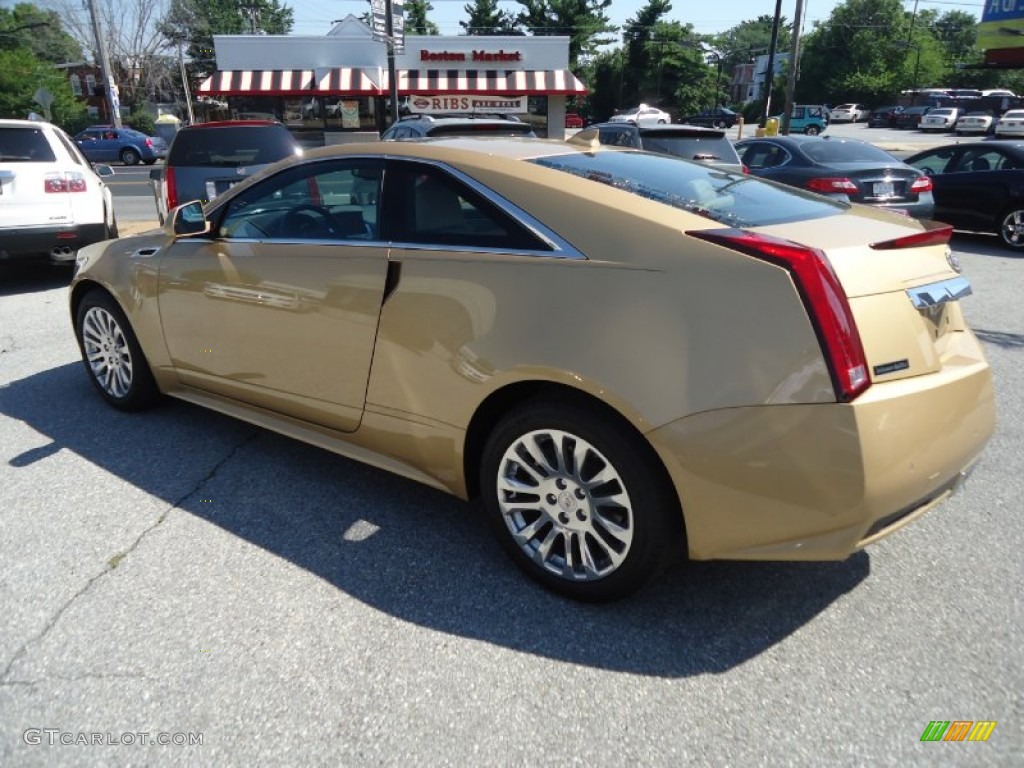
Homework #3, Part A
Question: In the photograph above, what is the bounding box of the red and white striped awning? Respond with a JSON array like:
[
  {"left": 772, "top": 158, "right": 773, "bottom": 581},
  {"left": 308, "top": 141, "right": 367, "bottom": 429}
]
[
  {"left": 197, "top": 70, "right": 316, "bottom": 95},
  {"left": 386, "top": 69, "right": 587, "bottom": 96},
  {"left": 316, "top": 68, "right": 381, "bottom": 94}
]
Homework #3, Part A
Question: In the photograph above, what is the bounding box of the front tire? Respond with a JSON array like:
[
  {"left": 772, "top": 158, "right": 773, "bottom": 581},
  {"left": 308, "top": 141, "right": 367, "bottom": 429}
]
[
  {"left": 480, "top": 400, "right": 683, "bottom": 601},
  {"left": 75, "top": 290, "right": 160, "bottom": 410},
  {"left": 999, "top": 207, "right": 1024, "bottom": 250}
]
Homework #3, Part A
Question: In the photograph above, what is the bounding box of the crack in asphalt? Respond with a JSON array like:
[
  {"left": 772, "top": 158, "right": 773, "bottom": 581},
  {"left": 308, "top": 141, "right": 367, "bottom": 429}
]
[{"left": 0, "top": 430, "right": 260, "bottom": 686}]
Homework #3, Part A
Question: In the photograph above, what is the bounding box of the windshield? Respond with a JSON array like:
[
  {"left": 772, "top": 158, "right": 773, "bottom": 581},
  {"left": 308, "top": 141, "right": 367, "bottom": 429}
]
[{"left": 529, "top": 151, "right": 843, "bottom": 227}]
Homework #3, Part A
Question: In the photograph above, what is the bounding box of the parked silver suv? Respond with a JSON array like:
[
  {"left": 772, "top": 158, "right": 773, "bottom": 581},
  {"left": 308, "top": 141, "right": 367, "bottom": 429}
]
[{"left": 149, "top": 120, "right": 302, "bottom": 224}]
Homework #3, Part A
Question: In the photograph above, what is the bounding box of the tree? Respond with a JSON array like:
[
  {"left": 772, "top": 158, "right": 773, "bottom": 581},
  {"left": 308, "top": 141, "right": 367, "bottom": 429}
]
[
  {"left": 461, "top": 0, "right": 521, "bottom": 35},
  {"left": 0, "top": 3, "right": 83, "bottom": 63},
  {"left": 406, "top": 0, "right": 440, "bottom": 35},
  {"left": 621, "top": 0, "right": 671, "bottom": 107},
  {"left": 516, "top": 0, "right": 617, "bottom": 68},
  {"left": 798, "top": 0, "right": 913, "bottom": 104},
  {"left": 0, "top": 47, "right": 88, "bottom": 129}
]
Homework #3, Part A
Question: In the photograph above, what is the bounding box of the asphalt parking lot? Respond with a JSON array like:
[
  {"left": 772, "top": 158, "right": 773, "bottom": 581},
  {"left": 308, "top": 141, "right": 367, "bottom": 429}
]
[{"left": 1, "top": 170, "right": 1022, "bottom": 764}]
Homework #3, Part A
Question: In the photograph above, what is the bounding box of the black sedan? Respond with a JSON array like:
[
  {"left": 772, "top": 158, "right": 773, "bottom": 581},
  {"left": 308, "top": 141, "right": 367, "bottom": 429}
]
[
  {"left": 680, "top": 107, "right": 739, "bottom": 128},
  {"left": 903, "top": 141, "right": 1024, "bottom": 249},
  {"left": 867, "top": 105, "right": 903, "bottom": 128},
  {"left": 735, "top": 135, "right": 935, "bottom": 219}
]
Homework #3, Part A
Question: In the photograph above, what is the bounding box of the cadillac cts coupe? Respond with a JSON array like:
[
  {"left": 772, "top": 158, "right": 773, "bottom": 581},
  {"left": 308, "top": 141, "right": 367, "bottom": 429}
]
[{"left": 70, "top": 138, "right": 995, "bottom": 601}]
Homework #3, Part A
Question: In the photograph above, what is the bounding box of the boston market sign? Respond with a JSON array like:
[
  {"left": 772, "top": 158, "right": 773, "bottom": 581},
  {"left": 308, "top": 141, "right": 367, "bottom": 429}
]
[{"left": 420, "top": 49, "right": 524, "bottom": 63}]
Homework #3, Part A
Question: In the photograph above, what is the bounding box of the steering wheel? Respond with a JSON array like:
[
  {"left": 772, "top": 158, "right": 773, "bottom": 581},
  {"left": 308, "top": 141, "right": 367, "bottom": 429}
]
[{"left": 281, "top": 203, "right": 337, "bottom": 238}]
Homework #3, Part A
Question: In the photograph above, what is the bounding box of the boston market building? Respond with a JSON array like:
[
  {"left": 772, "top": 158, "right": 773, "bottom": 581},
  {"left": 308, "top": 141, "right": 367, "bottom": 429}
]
[{"left": 198, "top": 16, "right": 586, "bottom": 142}]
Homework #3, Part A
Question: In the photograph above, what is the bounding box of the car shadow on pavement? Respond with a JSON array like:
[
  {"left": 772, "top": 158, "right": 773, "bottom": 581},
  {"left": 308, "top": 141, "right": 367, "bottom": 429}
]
[
  {"left": 0, "top": 262, "right": 73, "bottom": 297},
  {"left": 0, "top": 362, "right": 870, "bottom": 678}
]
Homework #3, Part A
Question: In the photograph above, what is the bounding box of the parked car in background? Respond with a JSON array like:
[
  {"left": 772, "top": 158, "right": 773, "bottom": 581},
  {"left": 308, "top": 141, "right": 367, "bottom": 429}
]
[
  {"left": 679, "top": 107, "right": 739, "bottom": 128},
  {"left": 867, "top": 105, "right": 903, "bottom": 128},
  {"left": 74, "top": 126, "right": 167, "bottom": 166},
  {"left": 918, "top": 107, "right": 961, "bottom": 133},
  {"left": 994, "top": 109, "right": 1024, "bottom": 138},
  {"left": 735, "top": 135, "right": 934, "bottom": 218},
  {"left": 70, "top": 137, "right": 993, "bottom": 601},
  {"left": 830, "top": 103, "right": 870, "bottom": 123},
  {"left": 782, "top": 105, "right": 829, "bottom": 135},
  {"left": 568, "top": 123, "right": 744, "bottom": 171},
  {"left": 0, "top": 118, "right": 117, "bottom": 264},
  {"left": 564, "top": 112, "right": 584, "bottom": 129},
  {"left": 955, "top": 111, "right": 995, "bottom": 136},
  {"left": 608, "top": 104, "right": 671, "bottom": 125},
  {"left": 381, "top": 114, "right": 536, "bottom": 140},
  {"left": 904, "top": 141, "right": 1024, "bottom": 249},
  {"left": 891, "top": 106, "right": 933, "bottom": 130},
  {"left": 149, "top": 120, "right": 302, "bottom": 225}
]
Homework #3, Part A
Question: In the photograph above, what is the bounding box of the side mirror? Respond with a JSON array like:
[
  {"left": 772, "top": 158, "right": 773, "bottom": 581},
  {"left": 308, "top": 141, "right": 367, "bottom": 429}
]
[
  {"left": 168, "top": 201, "right": 210, "bottom": 237},
  {"left": 93, "top": 164, "right": 115, "bottom": 177}
]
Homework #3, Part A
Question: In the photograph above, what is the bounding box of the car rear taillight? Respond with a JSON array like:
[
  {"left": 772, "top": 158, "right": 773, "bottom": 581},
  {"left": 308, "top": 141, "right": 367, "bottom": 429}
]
[
  {"left": 45, "top": 172, "right": 87, "bottom": 193},
  {"left": 165, "top": 166, "right": 177, "bottom": 210},
  {"left": 145, "top": 137, "right": 154, "bottom": 147},
  {"left": 688, "top": 228, "right": 871, "bottom": 402},
  {"left": 909, "top": 175, "right": 933, "bottom": 193},
  {"left": 869, "top": 222, "right": 953, "bottom": 250},
  {"left": 806, "top": 177, "right": 858, "bottom": 194}
]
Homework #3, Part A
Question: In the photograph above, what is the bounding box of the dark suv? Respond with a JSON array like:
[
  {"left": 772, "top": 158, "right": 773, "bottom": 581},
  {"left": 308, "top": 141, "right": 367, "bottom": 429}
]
[
  {"left": 568, "top": 123, "right": 745, "bottom": 171},
  {"left": 149, "top": 120, "right": 301, "bottom": 224},
  {"left": 380, "top": 115, "right": 536, "bottom": 140}
]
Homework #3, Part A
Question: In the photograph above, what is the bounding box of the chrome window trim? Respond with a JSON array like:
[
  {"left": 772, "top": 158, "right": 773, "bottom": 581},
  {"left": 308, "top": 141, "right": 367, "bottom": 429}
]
[{"left": 906, "top": 276, "right": 972, "bottom": 309}]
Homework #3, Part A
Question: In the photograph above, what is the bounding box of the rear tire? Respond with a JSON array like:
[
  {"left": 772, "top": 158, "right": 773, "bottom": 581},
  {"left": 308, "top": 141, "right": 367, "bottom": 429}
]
[
  {"left": 805, "top": 125, "right": 820, "bottom": 136},
  {"left": 480, "top": 399, "right": 683, "bottom": 602},
  {"left": 120, "top": 148, "right": 140, "bottom": 166},
  {"left": 999, "top": 207, "right": 1024, "bottom": 251},
  {"left": 74, "top": 290, "right": 160, "bottom": 410}
]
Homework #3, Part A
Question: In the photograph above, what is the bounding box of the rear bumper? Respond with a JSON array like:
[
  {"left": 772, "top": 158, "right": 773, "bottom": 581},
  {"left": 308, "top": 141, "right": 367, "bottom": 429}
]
[
  {"left": 647, "top": 350, "right": 995, "bottom": 561},
  {"left": 0, "top": 223, "right": 108, "bottom": 262}
]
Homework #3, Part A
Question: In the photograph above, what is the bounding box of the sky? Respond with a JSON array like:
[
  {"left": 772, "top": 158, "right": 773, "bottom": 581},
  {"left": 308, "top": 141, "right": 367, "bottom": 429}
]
[{"left": 286, "top": 0, "right": 986, "bottom": 39}]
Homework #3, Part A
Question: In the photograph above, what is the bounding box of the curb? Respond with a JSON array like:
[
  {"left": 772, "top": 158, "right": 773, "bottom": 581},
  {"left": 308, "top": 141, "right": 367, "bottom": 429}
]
[{"left": 119, "top": 220, "right": 162, "bottom": 236}]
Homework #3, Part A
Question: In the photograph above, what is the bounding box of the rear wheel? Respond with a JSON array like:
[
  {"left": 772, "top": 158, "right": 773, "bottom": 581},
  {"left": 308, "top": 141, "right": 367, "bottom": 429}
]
[
  {"left": 999, "top": 207, "right": 1024, "bottom": 250},
  {"left": 480, "top": 400, "right": 683, "bottom": 601},
  {"left": 804, "top": 125, "right": 820, "bottom": 136},
  {"left": 120, "top": 148, "right": 140, "bottom": 165},
  {"left": 75, "top": 290, "right": 160, "bottom": 410}
]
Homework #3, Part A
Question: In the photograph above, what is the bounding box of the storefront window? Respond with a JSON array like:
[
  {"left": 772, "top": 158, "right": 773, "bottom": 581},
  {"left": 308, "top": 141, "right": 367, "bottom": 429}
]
[
  {"left": 526, "top": 95, "right": 549, "bottom": 138},
  {"left": 225, "top": 96, "right": 379, "bottom": 132}
]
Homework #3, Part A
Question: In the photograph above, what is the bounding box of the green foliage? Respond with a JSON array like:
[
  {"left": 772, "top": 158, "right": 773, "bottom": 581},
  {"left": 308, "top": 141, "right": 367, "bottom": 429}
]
[
  {"left": 407, "top": 0, "right": 440, "bottom": 35},
  {"left": 0, "top": 3, "right": 83, "bottom": 64},
  {"left": 516, "top": 0, "right": 617, "bottom": 67},
  {"left": 125, "top": 106, "right": 157, "bottom": 136},
  {"left": 159, "top": 0, "right": 294, "bottom": 79},
  {"left": 461, "top": 0, "right": 522, "bottom": 35},
  {"left": 0, "top": 47, "right": 87, "bottom": 129},
  {"left": 621, "top": 0, "right": 672, "bottom": 105}
]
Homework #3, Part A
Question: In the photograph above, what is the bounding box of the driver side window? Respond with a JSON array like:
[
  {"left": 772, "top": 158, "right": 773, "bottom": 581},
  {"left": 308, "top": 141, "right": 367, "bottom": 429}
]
[{"left": 218, "top": 159, "right": 383, "bottom": 241}]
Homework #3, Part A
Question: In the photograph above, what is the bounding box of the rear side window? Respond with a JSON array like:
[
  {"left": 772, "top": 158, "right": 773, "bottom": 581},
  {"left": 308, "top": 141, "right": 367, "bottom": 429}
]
[
  {"left": 167, "top": 126, "right": 298, "bottom": 167},
  {"left": 642, "top": 135, "right": 740, "bottom": 164},
  {"left": 0, "top": 127, "right": 57, "bottom": 162},
  {"left": 530, "top": 150, "right": 844, "bottom": 227}
]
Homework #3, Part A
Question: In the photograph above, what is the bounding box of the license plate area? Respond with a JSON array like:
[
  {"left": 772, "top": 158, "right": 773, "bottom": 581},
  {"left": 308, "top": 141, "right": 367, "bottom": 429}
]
[{"left": 873, "top": 181, "right": 895, "bottom": 197}]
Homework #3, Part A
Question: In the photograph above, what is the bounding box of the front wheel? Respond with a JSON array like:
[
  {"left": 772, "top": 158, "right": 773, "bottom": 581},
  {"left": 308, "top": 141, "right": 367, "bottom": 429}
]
[
  {"left": 804, "top": 125, "right": 820, "bottom": 136},
  {"left": 999, "top": 207, "right": 1024, "bottom": 250},
  {"left": 480, "top": 400, "right": 683, "bottom": 601},
  {"left": 75, "top": 290, "right": 160, "bottom": 410}
]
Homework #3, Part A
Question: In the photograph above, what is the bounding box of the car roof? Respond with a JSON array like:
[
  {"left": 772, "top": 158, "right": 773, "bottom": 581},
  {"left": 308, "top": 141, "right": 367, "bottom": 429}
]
[
  {"left": 303, "top": 136, "right": 587, "bottom": 164},
  {"left": 588, "top": 123, "right": 726, "bottom": 138}
]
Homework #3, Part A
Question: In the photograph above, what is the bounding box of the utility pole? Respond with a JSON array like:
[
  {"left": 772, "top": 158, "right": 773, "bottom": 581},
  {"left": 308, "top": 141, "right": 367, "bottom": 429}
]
[
  {"left": 385, "top": 0, "right": 399, "bottom": 125},
  {"left": 760, "top": 0, "right": 784, "bottom": 127},
  {"left": 179, "top": 43, "right": 195, "bottom": 124},
  {"left": 782, "top": 0, "right": 806, "bottom": 134},
  {"left": 86, "top": 0, "right": 121, "bottom": 127}
]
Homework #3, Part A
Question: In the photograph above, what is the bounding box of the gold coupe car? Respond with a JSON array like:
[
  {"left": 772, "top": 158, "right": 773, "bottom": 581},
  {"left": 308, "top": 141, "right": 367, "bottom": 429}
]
[{"left": 70, "top": 138, "right": 995, "bottom": 601}]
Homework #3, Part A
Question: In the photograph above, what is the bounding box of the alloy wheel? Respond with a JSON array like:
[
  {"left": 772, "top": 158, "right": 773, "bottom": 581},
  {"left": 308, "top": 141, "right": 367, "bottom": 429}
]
[{"left": 81, "top": 306, "right": 134, "bottom": 398}]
